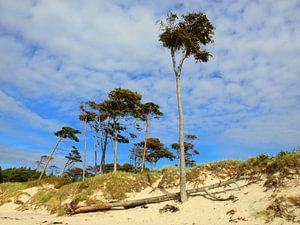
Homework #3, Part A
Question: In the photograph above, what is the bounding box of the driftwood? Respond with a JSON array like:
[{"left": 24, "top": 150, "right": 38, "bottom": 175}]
[{"left": 67, "top": 177, "right": 248, "bottom": 215}]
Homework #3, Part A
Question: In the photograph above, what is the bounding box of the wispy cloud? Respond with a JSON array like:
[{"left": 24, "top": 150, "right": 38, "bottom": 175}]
[{"left": 0, "top": 0, "right": 299, "bottom": 166}]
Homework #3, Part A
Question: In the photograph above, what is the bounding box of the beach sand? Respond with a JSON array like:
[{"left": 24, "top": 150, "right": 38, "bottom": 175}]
[{"left": 1, "top": 177, "right": 298, "bottom": 225}]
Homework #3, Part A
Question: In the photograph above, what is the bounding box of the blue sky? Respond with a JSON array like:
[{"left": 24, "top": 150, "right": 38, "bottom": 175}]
[{"left": 0, "top": 0, "right": 299, "bottom": 170}]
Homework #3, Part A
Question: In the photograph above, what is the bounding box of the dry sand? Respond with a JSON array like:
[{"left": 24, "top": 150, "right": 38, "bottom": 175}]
[{"left": 0, "top": 178, "right": 298, "bottom": 225}]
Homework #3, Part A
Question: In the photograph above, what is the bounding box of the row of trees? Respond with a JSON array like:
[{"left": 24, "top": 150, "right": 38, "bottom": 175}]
[
  {"left": 37, "top": 11, "right": 214, "bottom": 204},
  {"left": 78, "top": 87, "right": 188, "bottom": 179}
]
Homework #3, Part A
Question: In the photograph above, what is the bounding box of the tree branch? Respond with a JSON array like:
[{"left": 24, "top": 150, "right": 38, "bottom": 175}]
[
  {"left": 66, "top": 176, "right": 251, "bottom": 215},
  {"left": 177, "top": 50, "right": 187, "bottom": 75},
  {"left": 171, "top": 49, "right": 178, "bottom": 76}
]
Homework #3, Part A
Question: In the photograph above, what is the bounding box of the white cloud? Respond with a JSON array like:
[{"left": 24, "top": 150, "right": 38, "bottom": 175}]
[
  {"left": 0, "top": 0, "right": 299, "bottom": 164},
  {"left": 0, "top": 143, "right": 65, "bottom": 168},
  {"left": 0, "top": 90, "right": 63, "bottom": 131}
]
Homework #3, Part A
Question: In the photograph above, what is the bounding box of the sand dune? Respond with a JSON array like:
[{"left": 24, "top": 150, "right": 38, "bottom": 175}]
[{"left": 1, "top": 175, "right": 299, "bottom": 225}]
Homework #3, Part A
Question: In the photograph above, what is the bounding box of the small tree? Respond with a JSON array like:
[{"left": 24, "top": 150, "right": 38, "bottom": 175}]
[
  {"left": 61, "top": 146, "right": 82, "bottom": 177},
  {"left": 39, "top": 126, "right": 81, "bottom": 180},
  {"left": 139, "top": 102, "right": 163, "bottom": 172},
  {"left": 159, "top": 12, "right": 214, "bottom": 202},
  {"left": 64, "top": 167, "right": 83, "bottom": 181},
  {"left": 171, "top": 134, "right": 200, "bottom": 168},
  {"left": 132, "top": 138, "right": 175, "bottom": 170}
]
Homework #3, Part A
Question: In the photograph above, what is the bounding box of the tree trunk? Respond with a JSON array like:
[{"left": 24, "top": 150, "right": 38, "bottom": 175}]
[
  {"left": 113, "top": 130, "right": 118, "bottom": 172},
  {"left": 175, "top": 75, "right": 187, "bottom": 202},
  {"left": 94, "top": 138, "right": 98, "bottom": 175},
  {"left": 99, "top": 132, "right": 108, "bottom": 174},
  {"left": 67, "top": 177, "right": 245, "bottom": 215},
  {"left": 61, "top": 161, "right": 68, "bottom": 177},
  {"left": 141, "top": 113, "right": 150, "bottom": 172},
  {"left": 82, "top": 119, "right": 87, "bottom": 181},
  {"left": 38, "top": 136, "right": 63, "bottom": 180}
]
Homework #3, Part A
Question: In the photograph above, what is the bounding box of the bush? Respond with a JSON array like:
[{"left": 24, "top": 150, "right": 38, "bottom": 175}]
[{"left": 2, "top": 167, "right": 40, "bottom": 182}]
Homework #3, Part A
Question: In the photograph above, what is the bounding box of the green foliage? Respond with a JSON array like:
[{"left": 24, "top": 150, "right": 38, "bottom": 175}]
[
  {"left": 29, "top": 190, "right": 56, "bottom": 206},
  {"left": 31, "top": 176, "right": 72, "bottom": 189},
  {"left": 159, "top": 12, "right": 214, "bottom": 63},
  {"left": 171, "top": 134, "right": 200, "bottom": 167},
  {"left": 54, "top": 126, "right": 81, "bottom": 142},
  {"left": 132, "top": 138, "right": 175, "bottom": 169},
  {"left": 106, "top": 88, "right": 142, "bottom": 118},
  {"left": 62, "top": 146, "right": 82, "bottom": 176},
  {"left": 1, "top": 167, "right": 40, "bottom": 182},
  {"left": 158, "top": 166, "right": 180, "bottom": 188},
  {"left": 64, "top": 167, "right": 83, "bottom": 181},
  {"left": 119, "top": 163, "right": 135, "bottom": 172},
  {"left": 139, "top": 102, "right": 163, "bottom": 120},
  {"left": 0, "top": 182, "right": 34, "bottom": 194}
]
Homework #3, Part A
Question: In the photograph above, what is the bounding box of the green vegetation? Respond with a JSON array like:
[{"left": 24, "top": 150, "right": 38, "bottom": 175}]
[
  {"left": 0, "top": 150, "right": 299, "bottom": 216},
  {"left": 1, "top": 167, "right": 40, "bottom": 182}
]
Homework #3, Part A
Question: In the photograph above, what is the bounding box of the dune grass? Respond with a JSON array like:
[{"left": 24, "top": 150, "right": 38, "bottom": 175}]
[{"left": 0, "top": 150, "right": 299, "bottom": 215}]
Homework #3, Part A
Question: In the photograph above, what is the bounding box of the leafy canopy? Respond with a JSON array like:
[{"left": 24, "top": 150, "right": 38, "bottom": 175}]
[
  {"left": 134, "top": 138, "right": 175, "bottom": 164},
  {"left": 139, "top": 102, "right": 163, "bottom": 121},
  {"left": 54, "top": 126, "right": 81, "bottom": 142},
  {"left": 159, "top": 12, "right": 214, "bottom": 63}
]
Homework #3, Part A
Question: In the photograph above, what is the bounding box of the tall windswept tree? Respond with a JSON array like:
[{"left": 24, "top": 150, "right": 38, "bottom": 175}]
[
  {"left": 39, "top": 126, "right": 81, "bottom": 180},
  {"left": 159, "top": 12, "right": 214, "bottom": 202},
  {"left": 100, "top": 88, "right": 142, "bottom": 172},
  {"left": 139, "top": 102, "right": 163, "bottom": 172}
]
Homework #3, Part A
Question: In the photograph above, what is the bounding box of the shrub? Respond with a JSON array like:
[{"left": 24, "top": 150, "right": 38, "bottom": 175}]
[{"left": 2, "top": 167, "right": 40, "bottom": 182}]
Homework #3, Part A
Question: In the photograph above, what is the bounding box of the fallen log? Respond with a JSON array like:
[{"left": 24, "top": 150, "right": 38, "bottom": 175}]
[{"left": 67, "top": 176, "right": 248, "bottom": 215}]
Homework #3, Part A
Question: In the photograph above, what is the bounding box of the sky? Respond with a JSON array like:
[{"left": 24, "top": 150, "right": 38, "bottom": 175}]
[{"left": 0, "top": 0, "right": 299, "bottom": 171}]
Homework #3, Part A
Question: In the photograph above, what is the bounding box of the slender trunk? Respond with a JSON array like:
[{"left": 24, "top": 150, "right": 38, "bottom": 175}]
[
  {"left": 82, "top": 119, "right": 87, "bottom": 181},
  {"left": 94, "top": 137, "right": 98, "bottom": 175},
  {"left": 113, "top": 130, "right": 118, "bottom": 172},
  {"left": 134, "top": 157, "right": 137, "bottom": 172},
  {"left": 61, "top": 161, "right": 68, "bottom": 177},
  {"left": 141, "top": 113, "right": 150, "bottom": 172},
  {"left": 38, "top": 136, "right": 62, "bottom": 180},
  {"left": 99, "top": 132, "right": 108, "bottom": 174},
  {"left": 176, "top": 75, "right": 187, "bottom": 202}
]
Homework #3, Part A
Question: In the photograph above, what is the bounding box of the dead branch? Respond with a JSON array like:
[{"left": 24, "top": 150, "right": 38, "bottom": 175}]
[{"left": 67, "top": 176, "right": 249, "bottom": 215}]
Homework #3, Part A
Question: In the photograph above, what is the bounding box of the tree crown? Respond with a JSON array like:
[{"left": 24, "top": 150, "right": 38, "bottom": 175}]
[
  {"left": 54, "top": 126, "right": 81, "bottom": 142},
  {"left": 159, "top": 12, "right": 214, "bottom": 63}
]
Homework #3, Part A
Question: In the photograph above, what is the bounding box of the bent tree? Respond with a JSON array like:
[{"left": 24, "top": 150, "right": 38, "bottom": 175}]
[
  {"left": 159, "top": 12, "right": 214, "bottom": 202},
  {"left": 39, "top": 126, "right": 81, "bottom": 180}
]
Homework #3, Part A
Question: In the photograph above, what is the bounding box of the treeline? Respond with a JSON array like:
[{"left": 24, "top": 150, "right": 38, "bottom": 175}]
[
  {"left": 0, "top": 163, "right": 135, "bottom": 183},
  {"left": 32, "top": 88, "right": 200, "bottom": 181},
  {"left": 0, "top": 167, "right": 40, "bottom": 182}
]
